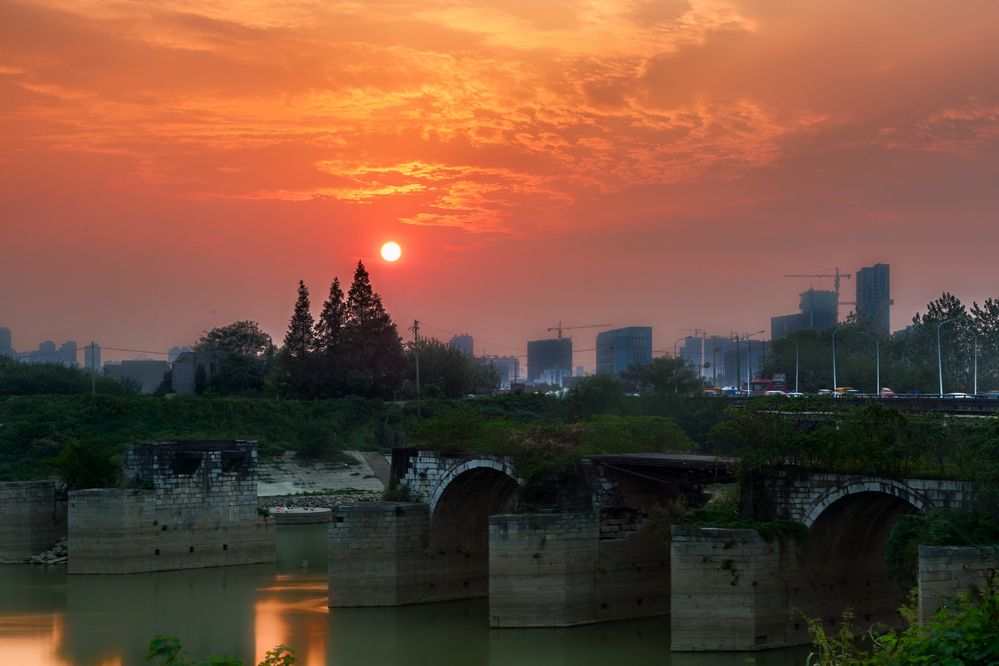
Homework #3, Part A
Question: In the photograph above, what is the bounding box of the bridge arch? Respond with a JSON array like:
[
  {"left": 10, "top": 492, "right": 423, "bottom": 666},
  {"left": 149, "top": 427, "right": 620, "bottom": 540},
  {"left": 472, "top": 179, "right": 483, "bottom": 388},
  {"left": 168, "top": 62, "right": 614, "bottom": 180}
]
[
  {"left": 427, "top": 457, "right": 521, "bottom": 516},
  {"left": 801, "top": 477, "right": 931, "bottom": 625},
  {"left": 802, "top": 477, "right": 932, "bottom": 528}
]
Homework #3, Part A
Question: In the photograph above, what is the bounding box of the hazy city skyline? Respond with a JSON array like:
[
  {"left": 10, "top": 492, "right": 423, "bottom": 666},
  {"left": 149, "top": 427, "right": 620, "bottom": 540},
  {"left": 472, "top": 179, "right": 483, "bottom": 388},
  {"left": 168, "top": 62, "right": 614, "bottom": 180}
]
[{"left": 2, "top": 2, "right": 998, "bottom": 370}]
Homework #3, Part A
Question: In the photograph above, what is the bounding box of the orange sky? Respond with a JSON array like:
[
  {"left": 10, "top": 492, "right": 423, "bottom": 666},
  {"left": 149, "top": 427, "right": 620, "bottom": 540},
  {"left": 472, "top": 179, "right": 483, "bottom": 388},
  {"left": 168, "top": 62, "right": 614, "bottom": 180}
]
[{"left": 2, "top": 0, "right": 998, "bottom": 368}]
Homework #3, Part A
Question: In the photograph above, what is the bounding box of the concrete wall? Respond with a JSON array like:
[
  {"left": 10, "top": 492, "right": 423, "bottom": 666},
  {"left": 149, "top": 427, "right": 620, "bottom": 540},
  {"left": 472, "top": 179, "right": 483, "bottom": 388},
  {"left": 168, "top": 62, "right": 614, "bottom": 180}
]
[
  {"left": 488, "top": 513, "right": 668, "bottom": 627},
  {"left": 0, "top": 481, "right": 67, "bottom": 561},
  {"left": 328, "top": 502, "right": 484, "bottom": 607},
  {"left": 918, "top": 545, "right": 999, "bottom": 624},
  {"left": 670, "top": 526, "right": 803, "bottom": 651},
  {"left": 68, "top": 441, "right": 275, "bottom": 574}
]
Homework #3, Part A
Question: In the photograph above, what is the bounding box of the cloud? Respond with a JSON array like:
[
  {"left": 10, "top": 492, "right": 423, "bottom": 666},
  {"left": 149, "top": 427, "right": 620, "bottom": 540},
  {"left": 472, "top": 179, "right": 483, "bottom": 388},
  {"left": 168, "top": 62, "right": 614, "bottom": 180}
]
[{"left": 1, "top": 0, "right": 997, "bottom": 240}]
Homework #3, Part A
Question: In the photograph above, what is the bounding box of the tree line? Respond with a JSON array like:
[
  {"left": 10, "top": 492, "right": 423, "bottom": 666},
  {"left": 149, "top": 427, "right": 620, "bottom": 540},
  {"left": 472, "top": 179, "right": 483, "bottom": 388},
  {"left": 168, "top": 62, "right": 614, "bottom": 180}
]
[
  {"left": 761, "top": 293, "right": 999, "bottom": 393},
  {"left": 186, "top": 261, "right": 498, "bottom": 400}
]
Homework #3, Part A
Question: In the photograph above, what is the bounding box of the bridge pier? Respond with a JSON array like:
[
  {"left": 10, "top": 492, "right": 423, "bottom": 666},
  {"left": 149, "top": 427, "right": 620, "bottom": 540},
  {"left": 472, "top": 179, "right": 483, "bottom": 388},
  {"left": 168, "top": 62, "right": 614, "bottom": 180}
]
[
  {"left": 670, "top": 526, "right": 804, "bottom": 651},
  {"left": 328, "top": 502, "right": 490, "bottom": 606},
  {"left": 488, "top": 512, "right": 669, "bottom": 627}
]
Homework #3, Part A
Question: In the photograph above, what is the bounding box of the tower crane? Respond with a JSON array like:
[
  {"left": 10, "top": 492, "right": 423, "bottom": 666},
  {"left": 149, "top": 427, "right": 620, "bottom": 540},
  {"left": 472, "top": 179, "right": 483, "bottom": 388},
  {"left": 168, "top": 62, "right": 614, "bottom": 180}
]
[
  {"left": 547, "top": 322, "right": 611, "bottom": 339},
  {"left": 783, "top": 267, "right": 852, "bottom": 296}
]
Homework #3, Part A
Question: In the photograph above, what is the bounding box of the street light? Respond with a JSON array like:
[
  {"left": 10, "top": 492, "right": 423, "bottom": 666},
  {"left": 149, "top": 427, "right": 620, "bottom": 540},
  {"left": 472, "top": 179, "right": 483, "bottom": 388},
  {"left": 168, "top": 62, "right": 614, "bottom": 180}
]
[
  {"left": 831, "top": 325, "right": 849, "bottom": 391},
  {"left": 744, "top": 330, "right": 765, "bottom": 393},
  {"left": 857, "top": 331, "right": 880, "bottom": 395},
  {"left": 673, "top": 336, "right": 687, "bottom": 395},
  {"left": 780, "top": 336, "right": 799, "bottom": 393},
  {"left": 973, "top": 332, "right": 979, "bottom": 396},
  {"left": 937, "top": 318, "right": 956, "bottom": 397}
]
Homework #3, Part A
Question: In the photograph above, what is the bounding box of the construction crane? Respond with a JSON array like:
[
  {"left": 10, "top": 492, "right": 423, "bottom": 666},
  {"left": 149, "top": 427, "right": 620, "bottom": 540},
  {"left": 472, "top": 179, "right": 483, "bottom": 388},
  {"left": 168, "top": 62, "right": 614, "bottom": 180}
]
[
  {"left": 547, "top": 322, "right": 611, "bottom": 339},
  {"left": 784, "top": 267, "right": 852, "bottom": 297}
]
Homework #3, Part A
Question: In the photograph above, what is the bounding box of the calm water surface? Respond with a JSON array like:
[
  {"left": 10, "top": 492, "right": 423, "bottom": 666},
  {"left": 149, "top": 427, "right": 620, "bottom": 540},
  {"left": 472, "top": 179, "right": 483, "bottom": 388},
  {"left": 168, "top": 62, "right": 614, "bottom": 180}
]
[{"left": 0, "top": 525, "right": 808, "bottom": 665}]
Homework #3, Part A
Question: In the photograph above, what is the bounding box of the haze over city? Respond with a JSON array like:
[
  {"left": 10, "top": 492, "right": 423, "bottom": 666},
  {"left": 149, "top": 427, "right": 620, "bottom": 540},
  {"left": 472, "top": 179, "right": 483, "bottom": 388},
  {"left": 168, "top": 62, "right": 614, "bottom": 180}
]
[{"left": 2, "top": 1, "right": 998, "bottom": 368}]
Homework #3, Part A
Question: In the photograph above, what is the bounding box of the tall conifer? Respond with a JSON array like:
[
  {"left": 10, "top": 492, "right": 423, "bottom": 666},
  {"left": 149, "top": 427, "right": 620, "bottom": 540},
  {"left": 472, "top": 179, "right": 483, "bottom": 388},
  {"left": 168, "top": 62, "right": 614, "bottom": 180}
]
[
  {"left": 342, "top": 261, "right": 405, "bottom": 397},
  {"left": 281, "top": 280, "right": 315, "bottom": 396},
  {"left": 313, "top": 277, "right": 347, "bottom": 397}
]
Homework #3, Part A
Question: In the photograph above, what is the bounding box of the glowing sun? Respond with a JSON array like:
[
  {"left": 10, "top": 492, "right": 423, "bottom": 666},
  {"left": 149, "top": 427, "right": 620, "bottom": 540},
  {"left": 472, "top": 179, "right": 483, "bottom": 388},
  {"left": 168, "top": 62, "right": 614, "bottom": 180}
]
[{"left": 380, "top": 241, "right": 402, "bottom": 262}]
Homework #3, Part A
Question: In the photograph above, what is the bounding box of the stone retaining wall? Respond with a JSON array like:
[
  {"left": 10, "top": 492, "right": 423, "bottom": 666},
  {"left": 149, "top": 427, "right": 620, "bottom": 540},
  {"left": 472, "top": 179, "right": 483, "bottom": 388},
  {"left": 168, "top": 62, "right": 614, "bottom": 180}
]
[
  {"left": 918, "top": 545, "right": 999, "bottom": 624},
  {"left": 0, "top": 480, "right": 67, "bottom": 561}
]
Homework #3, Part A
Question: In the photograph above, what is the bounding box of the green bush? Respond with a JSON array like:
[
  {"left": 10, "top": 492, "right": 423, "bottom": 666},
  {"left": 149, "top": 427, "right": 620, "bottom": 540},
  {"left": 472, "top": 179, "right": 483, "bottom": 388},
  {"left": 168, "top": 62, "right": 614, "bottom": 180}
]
[
  {"left": 806, "top": 574, "right": 999, "bottom": 665},
  {"left": 53, "top": 438, "right": 120, "bottom": 490},
  {"left": 885, "top": 509, "right": 999, "bottom": 588}
]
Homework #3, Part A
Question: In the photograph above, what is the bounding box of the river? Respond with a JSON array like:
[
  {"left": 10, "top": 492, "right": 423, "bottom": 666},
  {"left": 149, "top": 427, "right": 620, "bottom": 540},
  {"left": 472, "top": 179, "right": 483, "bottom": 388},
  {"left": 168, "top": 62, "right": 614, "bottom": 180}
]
[{"left": 0, "top": 525, "right": 809, "bottom": 665}]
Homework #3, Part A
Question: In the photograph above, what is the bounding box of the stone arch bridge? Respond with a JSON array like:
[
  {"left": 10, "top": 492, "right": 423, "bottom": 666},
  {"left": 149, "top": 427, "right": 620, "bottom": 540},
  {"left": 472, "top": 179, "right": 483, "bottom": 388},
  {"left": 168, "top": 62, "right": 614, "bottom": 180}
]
[{"left": 328, "top": 449, "right": 983, "bottom": 642}]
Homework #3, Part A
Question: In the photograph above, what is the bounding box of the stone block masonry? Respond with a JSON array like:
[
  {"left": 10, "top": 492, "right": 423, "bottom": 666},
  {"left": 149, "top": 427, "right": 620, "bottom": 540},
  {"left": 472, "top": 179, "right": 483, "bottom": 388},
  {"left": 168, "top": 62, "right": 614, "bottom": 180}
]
[
  {"left": 68, "top": 441, "right": 275, "bottom": 574},
  {"left": 488, "top": 513, "right": 669, "bottom": 627},
  {"left": 328, "top": 502, "right": 482, "bottom": 607},
  {"left": 0, "top": 480, "right": 67, "bottom": 562},
  {"left": 670, "top": 526, "right": 803, "bottom": 651},
  {"left": 918, "top": 545, "right": 999, "bottom": 624}
]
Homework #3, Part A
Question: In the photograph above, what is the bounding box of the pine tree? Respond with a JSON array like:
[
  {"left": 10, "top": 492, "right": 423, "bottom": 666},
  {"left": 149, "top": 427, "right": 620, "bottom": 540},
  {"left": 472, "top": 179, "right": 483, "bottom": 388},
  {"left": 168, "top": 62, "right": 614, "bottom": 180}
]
[
  {"left": 342, "top": 261, "right": 405, "bottom": 398},
  {"left": 281, "top": 280, "right": 316, "bottom": 396},
  {"left": 313, "top": 277, "right": 347, "bottom": 397}
]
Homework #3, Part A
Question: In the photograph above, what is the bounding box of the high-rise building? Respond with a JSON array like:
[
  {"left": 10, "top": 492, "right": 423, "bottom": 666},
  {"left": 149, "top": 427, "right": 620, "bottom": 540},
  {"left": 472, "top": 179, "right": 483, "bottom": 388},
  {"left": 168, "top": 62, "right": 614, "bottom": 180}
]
[
  {"left": 58, "top": 341, "right": 78, "bottom": 367},
  {"left": 84, "top": 343, "right": 102, "bottom": 372},
  {"left": 0, "top": 327, "right": 12, "bottom": 358},
  {"left": 596, "top": 326, "right": 652, "bottom": 375},
  {"left": 771, "top": 289, "right": 838, "bottom": 339},
  {"left": 527, "top": 338, "right": 572, "bottom": 385},
  {"left": 168, "top": 346, "right": 192, "bottom": 364},
  {"left": 799, "top": 290, "right": 838, "bottom": 329},
  {"left": 448, "top": 334, "right": 474, "bottom": 356},
  {"left": 856, "top": 263, "right": 891, "bottom": 335},
  {"left": 482, "top": 356, "right": 519, "bottom": 390},
  {"left": 104, "top": 359, "right": 169, "bottom": 394},
  {"left": 28, "top": 340, "right": 58, "bottom": 364}
]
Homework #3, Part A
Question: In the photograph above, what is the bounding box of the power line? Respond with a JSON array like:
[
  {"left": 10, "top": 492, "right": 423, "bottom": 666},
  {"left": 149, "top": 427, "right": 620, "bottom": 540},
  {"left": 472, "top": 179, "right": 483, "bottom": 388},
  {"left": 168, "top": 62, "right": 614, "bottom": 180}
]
[{"left": 419, "top": 321, "right": 528, "bottom": 355}]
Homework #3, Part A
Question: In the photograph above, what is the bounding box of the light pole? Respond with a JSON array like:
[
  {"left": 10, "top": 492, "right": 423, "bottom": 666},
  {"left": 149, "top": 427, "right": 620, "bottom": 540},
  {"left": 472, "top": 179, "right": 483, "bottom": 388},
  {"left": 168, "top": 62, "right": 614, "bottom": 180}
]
[
  {"left": 937, "top": 318, "right": 955, "bottom": 397},
  {"left": 973, "top": 333, "right": 979, "bottom": 396},
  {"left": 831, "top": 325, "right": 849, "bottom": 391},
  {"left": 857, "top": 331, "right": 880, "bottom": 395},
  {"left": 673, "top": 336, "right": 687, "bottom": 395},
  {"left": 744, "top": 330, "right": 765, "bottom": 394},
  {"left": 780, "top": 336, "right": 799, "bottom": 393}
]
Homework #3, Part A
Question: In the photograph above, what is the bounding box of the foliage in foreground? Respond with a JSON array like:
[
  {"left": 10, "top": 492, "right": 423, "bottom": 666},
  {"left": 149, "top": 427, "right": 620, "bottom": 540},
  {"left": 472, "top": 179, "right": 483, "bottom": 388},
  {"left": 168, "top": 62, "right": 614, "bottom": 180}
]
[
  {"left": 885, "top": 509, "right": 999, "bottom": 588},
  {"left": 146, "top": 636, "right": 295, "bottom": 666},
  {"left": 806, "top": 573, "right": 999, "bottom": 665}
]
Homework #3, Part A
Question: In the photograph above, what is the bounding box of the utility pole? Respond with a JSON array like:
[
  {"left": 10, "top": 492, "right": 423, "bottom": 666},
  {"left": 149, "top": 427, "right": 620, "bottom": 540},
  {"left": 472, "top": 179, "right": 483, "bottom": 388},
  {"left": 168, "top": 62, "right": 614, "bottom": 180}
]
[
  {"left": 937, "top": 318, "right": 955, "bottom": 397},
  {"left": 90, "top": 341, "right": 96, "bottom": 396},
  {"left": 410, "top": 320, "right": 421, "bottom": 417}
]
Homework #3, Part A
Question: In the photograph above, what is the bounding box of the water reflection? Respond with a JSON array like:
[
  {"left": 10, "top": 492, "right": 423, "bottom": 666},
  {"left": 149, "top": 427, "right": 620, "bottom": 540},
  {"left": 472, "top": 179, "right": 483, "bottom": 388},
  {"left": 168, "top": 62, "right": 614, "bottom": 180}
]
[{"left": 0, "top": 525, "right": 808, "bottom": 665}]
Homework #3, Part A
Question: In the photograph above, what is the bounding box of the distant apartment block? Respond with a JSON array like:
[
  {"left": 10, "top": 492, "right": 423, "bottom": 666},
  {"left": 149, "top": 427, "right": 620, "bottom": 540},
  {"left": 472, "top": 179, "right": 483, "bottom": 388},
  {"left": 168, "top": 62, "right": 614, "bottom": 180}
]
[
  {"left": 448, "top": 334, "right": 474, "bottom": 356},
  {"left": 596, "top": 326, "right": 652, "bottom": 375},
  {"left": 0, "top": 327, "right": 12, "bottom": 359},
  {"left": 104, "top": 359, "right": 169, "bottom": 394},
  {"left": 482, "top": 355, "right": 520, "bottom": 390},
  {"left": 527, "top": 338, "right": 572, "bottom": 385},
  {"left": 83, "top": 343, "right": 102, "bottom": 372},
  {"left": 856, "top": 263, "right": 891, "bottom": 335},
  {"left": 168, "top": 346, "right": 192, "bottom": 364},
  {"left": 23, "top": 339, "right": 77, "bottom": 366},
  {"left": 770, "top": 289, "right": 838, "bottom": 340},
  {"left": 171, "top": 351, "right": 216, "bottom": 395}
]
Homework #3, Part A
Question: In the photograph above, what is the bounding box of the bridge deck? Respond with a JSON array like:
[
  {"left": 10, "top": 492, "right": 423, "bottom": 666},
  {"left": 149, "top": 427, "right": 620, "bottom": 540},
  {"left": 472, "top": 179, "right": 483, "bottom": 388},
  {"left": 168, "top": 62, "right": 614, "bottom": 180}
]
[{"left": 585, "top": 453, "right": 735, "bottom": 485}]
